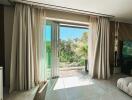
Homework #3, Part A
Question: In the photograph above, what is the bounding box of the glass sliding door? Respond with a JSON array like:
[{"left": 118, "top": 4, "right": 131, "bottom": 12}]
[
  {"left": 45, "top": 21, "right": 52, "bottom": 79},
  {"left": 45, "top": 20, "right": 60, "bottom": 79}
]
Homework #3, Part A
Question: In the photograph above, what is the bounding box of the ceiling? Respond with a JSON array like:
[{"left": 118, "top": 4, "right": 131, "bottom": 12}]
[
  {"left": 1, "top": 0, "right": 132, "bottom": 23},
  {"left": 39, "top": 0, "right": 132, "bottom": 23}
]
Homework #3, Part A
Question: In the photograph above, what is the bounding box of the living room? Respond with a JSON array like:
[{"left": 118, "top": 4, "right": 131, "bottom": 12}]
[{"left": 0, "top": 0, "right": 132, "bottom": 100}]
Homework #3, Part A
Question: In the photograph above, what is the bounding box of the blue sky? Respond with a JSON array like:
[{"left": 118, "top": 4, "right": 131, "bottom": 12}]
[
  {"left": 45, "top": 25, "right": 51, "bottom": 41},
  {"left": 45, "top": 25, "right": 88, "bottom": 41}
]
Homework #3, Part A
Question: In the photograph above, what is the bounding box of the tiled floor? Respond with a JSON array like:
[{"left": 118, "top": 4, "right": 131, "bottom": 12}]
[
  {"left": 45, "top": 74, "right": 132, "bottom": 100},
  {"left": 4, "top": 74, "right": 132, "bottom": 100}
]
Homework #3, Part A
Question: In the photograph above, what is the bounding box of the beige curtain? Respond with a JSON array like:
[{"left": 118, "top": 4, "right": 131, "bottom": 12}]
[
  {"left": 10, "top": 4, "right": 45, "bottom": 92},
  {"left": 88, "top": 16, "right": 98, "bottom": 76},
  {"left": 88, "top": 16, "right": 110, "bottom": 79}
]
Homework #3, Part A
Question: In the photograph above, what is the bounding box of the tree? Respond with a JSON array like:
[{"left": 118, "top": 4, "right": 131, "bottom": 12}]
[
  {"left": 74, "top": 32, "right": 88, "bottom": 59},
  {"left": 59, "top": 39, "right": 76, "bottom": 62},
  {"left": 59, "top": 32, "right": 88, "bottom": 66}
]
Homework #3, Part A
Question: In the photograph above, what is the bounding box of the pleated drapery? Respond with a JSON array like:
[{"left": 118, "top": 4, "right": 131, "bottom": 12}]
[
  {"left": 10, "top": 4, "right": 46, "bottom": 92},
  {"left": 88, "top": 16, "right": 110, "bottom": 79}
]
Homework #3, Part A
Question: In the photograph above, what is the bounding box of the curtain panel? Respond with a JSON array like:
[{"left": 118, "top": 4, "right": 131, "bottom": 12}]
[
  {"left": 88, "top": 16, "right": 98, "bottom": 76},
  {"left": 88, "top": 16, "right": 110, "bottom": 79},
  {"left": 10, "top": 4, "right": 46, "bottom": 92}
]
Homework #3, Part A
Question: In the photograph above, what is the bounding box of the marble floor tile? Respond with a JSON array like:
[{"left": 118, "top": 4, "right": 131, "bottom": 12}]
[
  {"left": 4, "top": 74, "right": 132, "bottom": 100},
  {"left": 45, "top": 74, "right": 132, "bottom": 100}
]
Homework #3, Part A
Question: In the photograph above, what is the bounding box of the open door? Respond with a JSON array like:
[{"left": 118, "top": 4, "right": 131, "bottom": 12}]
[
  {"left": 45, "top": 21, "right": 60, "bottom": 79},
  {"left": 45, "top": 20, "right": 89, "bottom": 78},
  {"left": 59, "top": 23, "right": 88, "bottom": 77}
]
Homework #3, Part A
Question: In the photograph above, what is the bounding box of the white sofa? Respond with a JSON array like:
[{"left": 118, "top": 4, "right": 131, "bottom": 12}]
[{"left": 117, "top": 77, "right": 132, "bottom": 96}]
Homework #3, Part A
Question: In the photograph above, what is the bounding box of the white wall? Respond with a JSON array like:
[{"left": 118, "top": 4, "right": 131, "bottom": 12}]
[{"left": 4, "top": 6, "right": 14, "bottom": 87}]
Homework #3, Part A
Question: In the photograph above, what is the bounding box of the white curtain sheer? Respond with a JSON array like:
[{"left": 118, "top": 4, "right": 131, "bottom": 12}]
[
  {"left": 51, "top": 22, "right": 60, "bottom": 78},
  {"left": 88, "top": 16, "right": 110, "bottom": 79},
  {"left": 10, "top": 4, "right": 46, "bottom": 92}
]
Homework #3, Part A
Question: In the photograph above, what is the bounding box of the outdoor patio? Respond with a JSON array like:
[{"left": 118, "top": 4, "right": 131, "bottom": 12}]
[{"left": 60, "top": 68, "right": 88, "bottom": 77}]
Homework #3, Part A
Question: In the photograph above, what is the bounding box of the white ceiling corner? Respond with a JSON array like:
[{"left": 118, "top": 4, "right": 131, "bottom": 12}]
[{"left": 37, "top": 0, "right": 132, "bottom": 23}]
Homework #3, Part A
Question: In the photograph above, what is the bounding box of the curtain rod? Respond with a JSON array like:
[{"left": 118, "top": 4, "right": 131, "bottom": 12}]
[
  {"left": 46, "top": 17, "right": 89, "bottom": 26},
  {"left": 10, "top": 0, "right": 114, "bottom": 18}
]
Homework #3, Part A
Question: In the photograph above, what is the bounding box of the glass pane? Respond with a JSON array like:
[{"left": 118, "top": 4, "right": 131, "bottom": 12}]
[{"left": 45, "top": 23, "right": 52, "bottom": 79}]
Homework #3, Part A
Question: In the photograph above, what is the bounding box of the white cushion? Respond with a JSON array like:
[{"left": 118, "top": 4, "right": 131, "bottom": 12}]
[{"left": 117, "top": 77, "right": 132, "bottom": 96}]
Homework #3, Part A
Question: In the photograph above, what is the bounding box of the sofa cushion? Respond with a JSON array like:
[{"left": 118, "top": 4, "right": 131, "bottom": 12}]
[{"left": 117, "top": 77, "right": 132, "bottom": 96}]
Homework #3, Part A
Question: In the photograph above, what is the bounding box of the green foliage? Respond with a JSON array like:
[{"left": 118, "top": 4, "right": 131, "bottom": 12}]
[
  {"left": 45, "top": 32, "right": 88, "bottom": 67},
  {"left": 46, "top": 41, "right": 51, "bottom": 52},
  {"left": 46, "top": 41, "right": 51, "bottom": 67},
  {"left": 59, "top": 39, "right": 77, "bottom": 62},
  {"left": 59, "top": 32, "right": 88, "bottom": 66}
]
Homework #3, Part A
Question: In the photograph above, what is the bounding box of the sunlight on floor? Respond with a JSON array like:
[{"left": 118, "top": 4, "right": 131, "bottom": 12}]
[{"left": 53, "top": 76, "right": 94, "bottom": 90}]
